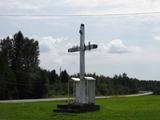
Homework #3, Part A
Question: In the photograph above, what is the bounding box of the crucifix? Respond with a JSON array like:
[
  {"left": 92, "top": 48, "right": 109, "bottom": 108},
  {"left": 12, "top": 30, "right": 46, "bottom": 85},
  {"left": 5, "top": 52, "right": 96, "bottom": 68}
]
[
  {"left": 68, "top": 24, "right": 98, "bottom": 104},
  {"left": 54, "top": 24, "right": 100, "bottom": 112}
]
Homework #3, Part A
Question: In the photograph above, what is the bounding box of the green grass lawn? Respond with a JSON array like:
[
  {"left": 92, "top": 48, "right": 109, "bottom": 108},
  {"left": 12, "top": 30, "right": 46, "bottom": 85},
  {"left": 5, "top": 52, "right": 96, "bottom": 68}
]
[{"left": 0, "top": 95, "right": 160, "bottom": 120}]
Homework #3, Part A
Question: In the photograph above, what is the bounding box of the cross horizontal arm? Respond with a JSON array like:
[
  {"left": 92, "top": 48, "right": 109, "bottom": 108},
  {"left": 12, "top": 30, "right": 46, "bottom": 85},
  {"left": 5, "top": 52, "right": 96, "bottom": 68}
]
[
  {"left": 68, "top": 44, "right": 98, "bottom": 52},
  {"left": 68, "top": 46, "right": 80, "bottom": 52},
  {"left": 85, "top": 44, "right": 98, "bottom": 51}
]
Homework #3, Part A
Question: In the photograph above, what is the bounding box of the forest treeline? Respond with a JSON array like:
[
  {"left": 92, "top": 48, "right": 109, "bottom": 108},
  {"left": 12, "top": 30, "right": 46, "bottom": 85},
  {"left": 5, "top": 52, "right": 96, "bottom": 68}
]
[{"left": 0, "top": 31, "right": 160, "bottom": 100}]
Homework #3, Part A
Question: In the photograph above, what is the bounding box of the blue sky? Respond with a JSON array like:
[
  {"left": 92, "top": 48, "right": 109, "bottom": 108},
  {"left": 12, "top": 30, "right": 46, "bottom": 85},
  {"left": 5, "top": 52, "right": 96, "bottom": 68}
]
[{"left": 0, "top": 0, "right": 160, "bottom": 80}]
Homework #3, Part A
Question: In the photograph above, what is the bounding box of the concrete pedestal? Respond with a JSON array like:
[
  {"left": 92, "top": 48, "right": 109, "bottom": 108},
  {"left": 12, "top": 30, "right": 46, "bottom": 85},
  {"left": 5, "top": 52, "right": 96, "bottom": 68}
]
[{"left": 54, "top": 103, "right": 100, "bottom": 113}]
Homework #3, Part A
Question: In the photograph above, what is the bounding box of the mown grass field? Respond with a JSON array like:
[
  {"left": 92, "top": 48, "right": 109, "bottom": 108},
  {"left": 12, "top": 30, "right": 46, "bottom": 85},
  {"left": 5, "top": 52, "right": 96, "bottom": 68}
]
[{"left": 0, "top": 95, "right": 160, "bottom": 120}]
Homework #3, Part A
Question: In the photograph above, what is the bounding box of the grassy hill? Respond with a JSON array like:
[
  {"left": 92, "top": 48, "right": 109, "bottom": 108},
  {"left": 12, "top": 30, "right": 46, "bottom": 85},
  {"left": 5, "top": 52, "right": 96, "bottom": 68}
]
[{"left": 0, "top": 95, "right": 160, "bottom": 120}]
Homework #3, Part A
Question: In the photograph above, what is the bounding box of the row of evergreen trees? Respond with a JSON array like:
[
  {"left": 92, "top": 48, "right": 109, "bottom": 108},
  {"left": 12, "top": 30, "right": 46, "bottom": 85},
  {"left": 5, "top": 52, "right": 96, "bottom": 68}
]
[
  {"left": 0, "top": 31, "right": 160, "bottom": 100},
  {"left": 0, "top": 31, "right": 48, "bottom": 99},
  {"left": 0, "top": 31, "right": 72, "bottom": 100}
]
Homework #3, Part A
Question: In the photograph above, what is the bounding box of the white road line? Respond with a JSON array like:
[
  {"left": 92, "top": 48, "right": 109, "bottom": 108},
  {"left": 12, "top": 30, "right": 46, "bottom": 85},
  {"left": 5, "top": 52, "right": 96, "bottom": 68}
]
[{"left": 0, "top": 92, "right": 153, "bottom": 103}]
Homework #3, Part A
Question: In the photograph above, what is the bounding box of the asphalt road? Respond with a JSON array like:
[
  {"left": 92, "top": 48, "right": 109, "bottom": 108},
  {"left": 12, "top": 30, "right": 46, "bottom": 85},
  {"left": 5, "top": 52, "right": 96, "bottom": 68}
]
[{"left": 0, "top": 92, "right": 153, "bottom": 103}]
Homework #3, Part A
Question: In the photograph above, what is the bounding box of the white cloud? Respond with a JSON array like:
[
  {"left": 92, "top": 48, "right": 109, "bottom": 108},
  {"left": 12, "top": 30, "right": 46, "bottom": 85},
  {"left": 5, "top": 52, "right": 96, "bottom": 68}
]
[
  {"left": 107, "top": 39, "right": 129, "bottom": 53},
  {"left": 65, "top": 0, "right": 106, "bottom": 7},
  {"left": 38, "top": 36, "right": 64, "bottom": 69},
  {"left": 1, "top": 0, "right": 160, "bottom": 13},
  {"left": 87, "top": 40, "right": 160, "bottom": 68},
  {"left": 30, "top": 35, "right": 160, "bottom": 80},
  {"left": 38, "top": 36, "right": 63, "bottom": 53},
  {"left": 102, "top": 39, "right": 140, "bottom": 54},
  {"left": 37, "top": 36, "right": 79, "bottom": 71},
  {"left": 0, "top": 0, "right": 53, "bottom": 9},
  {"left": 65, "top": 0, "right": 160, "bottom": 15},
  {"left": 154, "top": 36, "right": 160, "bottom": 41}
]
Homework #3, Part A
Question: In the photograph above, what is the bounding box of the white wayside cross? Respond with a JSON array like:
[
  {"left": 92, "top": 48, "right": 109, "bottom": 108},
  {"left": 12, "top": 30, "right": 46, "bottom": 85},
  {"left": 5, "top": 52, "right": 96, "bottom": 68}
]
[{"left": 68, "top": 24, "right": 98, "bottom": 104}]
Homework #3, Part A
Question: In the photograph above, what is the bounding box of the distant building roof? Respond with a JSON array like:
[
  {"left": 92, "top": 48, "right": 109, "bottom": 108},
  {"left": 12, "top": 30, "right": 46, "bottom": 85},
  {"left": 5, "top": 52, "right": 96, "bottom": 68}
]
[
  {"left": 85, "top": 77, "right": 95, "bottom": 81},
  {"left": 71, "top": 77, "right": 80, "bottom": 82},
  {"left": 71, "top": 77, "right": 96, "bottom": 82}
]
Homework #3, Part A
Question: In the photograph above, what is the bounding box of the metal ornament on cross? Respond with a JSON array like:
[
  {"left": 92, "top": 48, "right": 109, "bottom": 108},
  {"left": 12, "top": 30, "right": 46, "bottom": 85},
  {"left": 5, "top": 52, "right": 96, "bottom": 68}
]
[{"left": 68, "top": 24, "right": 98, "bottom": 104}]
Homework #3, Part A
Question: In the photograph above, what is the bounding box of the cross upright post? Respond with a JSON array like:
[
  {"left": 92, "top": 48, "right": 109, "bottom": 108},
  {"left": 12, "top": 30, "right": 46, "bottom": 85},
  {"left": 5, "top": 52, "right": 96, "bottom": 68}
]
[{"left": 79, "top": 24, "right": 86, "bottom": 104}]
